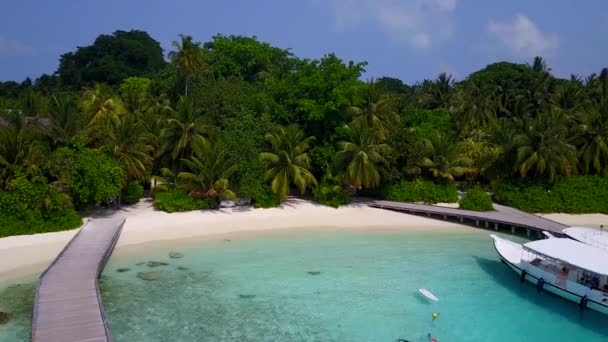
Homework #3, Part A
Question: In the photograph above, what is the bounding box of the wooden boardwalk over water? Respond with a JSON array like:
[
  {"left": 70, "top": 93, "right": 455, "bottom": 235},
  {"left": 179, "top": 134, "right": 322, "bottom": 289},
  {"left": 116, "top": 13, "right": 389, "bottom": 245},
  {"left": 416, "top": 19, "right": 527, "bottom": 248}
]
[
  {"left": 360, "top": 199, "right": 567, "bottom": 237},
  {"left": 32, "top": 218, "right": 125, "bottom": 342}
]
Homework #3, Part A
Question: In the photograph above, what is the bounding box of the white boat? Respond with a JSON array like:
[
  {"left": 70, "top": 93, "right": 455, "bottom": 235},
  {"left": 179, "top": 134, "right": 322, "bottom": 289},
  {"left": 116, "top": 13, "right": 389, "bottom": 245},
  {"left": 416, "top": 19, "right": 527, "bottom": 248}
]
[
  {"left": 563, "top": 226, "right": 608, "bottom": 251},
  {"left": 418, "top": 288, "right": 439, "bottom": 301},
  {"left": 490, "top": 234, "right": 608, "bottom": 315}
]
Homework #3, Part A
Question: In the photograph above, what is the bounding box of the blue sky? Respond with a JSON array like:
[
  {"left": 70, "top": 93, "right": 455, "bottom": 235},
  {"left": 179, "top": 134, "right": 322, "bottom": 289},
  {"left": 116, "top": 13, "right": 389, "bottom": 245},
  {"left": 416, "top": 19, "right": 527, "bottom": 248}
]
[{"left": 0, "top": 0, "right": 606, "bottom": 83}]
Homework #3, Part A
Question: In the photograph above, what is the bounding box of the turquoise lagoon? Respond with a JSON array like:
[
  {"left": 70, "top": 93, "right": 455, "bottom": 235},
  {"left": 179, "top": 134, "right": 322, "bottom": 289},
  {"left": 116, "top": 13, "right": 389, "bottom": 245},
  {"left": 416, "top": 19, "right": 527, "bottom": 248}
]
[{"left": 1, "top": 228, "right": 607, "bottom": 341}]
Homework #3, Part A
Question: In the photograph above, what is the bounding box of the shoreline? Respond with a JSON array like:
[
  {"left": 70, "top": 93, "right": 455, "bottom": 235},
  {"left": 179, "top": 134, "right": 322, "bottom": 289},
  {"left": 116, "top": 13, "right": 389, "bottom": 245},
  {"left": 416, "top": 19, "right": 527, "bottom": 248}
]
[
  {"left": 1, "top": 198, "right": 607, "bottom": 285},
  {"left": 0, "top": 199, "right": 470, "bottom": 284}
]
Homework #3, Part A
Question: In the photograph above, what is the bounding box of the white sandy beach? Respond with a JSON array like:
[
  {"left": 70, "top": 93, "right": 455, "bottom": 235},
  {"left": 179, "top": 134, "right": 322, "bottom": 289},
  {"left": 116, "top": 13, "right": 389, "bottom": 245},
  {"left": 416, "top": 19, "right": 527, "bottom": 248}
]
[
  {"left": 1, "top": 199, "right": 607, "bottom": 283},
  {"left": 0, "top": 199, "right": 469, "bottom": 282}
]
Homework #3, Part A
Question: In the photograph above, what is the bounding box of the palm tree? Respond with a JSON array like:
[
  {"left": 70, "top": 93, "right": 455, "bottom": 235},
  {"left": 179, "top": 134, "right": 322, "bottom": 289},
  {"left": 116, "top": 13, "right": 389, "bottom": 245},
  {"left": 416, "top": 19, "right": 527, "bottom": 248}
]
[
  {"left": 456, "top": 80, "right": 496, "bottom": 132},
  {"left": 80, "top": 83, "right": 123, "bottom": 127},
  {"left": 416, "top": 73, "right": 455, "bottom": 109},
  {"left": 259, "top": 124, "right": 317, "bottom": 199},
  {"left": 513, "top": 110, "right": 578, "bottom": 182},
  {"left": 577, "top": 106, "right": 608, "bottom": 174},
  {"left": 0, "top": 110, "right": 47, "bottom": 185},
  {"left": 177, "top": 139, "right": 237, "bottom": 200},
  {"left": 413, "top": 132, "right": 476, "bottom": 181},
  {"left": 334, "top": 119, "right": 390, "bottom": 189},
  {"left": 46, "top": 93, "right": 84, "bottom": 147},
  {"left": 161, "top": 96, "right": 211, "bottom": 161},
  {"left": 347, "top": 80, "right": 399, "bottom": 141},
  {"left": 169, "top": 34, "right": 205, "bottom": 96},
  {"left": 97, "top": 113, "right": 154, "bottom": 182}
]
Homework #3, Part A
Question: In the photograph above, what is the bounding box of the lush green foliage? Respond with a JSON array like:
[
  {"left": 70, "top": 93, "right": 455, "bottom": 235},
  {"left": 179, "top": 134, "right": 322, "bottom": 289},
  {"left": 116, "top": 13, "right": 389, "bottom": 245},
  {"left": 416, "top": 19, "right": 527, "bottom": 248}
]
[
  {"left": 57, "top": 30, "right": 165, "bottom": 88},
  {"left": 123, "top": 180, "right": 144, "bottom": 205},
  {"left": 494, "top": 176, "right": 608, "bottom": 213},
  {"left": 386, "top": 179, "right": 458, "bottom": 204},
  {"left": 0, "top": 172, "right": 81, "bottom": 237},
  {"left": 251, "top": 186, "right": 281, "bottom": 208},
  {"left": 47, "top": 146, "right": 125, "bottom": 209},
  {"left": 153, "top": 189, "right": 216, "bottom": 213},
  {"left": 459, "top": 187, "right": 493, "bottom": 211},
  {"left": 312, "top": 183, "right": 352, "bottom": 208},
  {"left": 1, "top": 31, "right": 608, "bottom": 238}
]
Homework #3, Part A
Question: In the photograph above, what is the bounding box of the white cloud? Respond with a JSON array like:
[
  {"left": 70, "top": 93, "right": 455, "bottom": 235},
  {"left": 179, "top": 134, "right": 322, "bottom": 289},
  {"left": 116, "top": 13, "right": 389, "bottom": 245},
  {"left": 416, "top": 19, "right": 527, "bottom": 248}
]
[
  {"left": 488, "top": 14, "right": 559, "bottom": 57},
  {"left": 0, "top": 37, "right": 35, "bottom": 57},
  {"left": 323, "top": 0, "right": 457, "bottom": 50}
]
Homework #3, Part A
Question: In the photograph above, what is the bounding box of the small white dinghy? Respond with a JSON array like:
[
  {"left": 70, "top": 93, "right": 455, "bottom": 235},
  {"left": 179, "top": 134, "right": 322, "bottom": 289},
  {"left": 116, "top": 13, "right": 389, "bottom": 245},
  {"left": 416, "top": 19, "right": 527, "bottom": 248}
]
[{"left": 419, "top": 288, "right": 439, "bottom": 302}]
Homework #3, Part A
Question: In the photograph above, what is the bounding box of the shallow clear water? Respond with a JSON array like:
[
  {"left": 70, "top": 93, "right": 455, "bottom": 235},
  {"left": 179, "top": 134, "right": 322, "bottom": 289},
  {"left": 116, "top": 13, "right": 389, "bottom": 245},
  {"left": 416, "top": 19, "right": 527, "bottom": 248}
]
[{"left": 1, "top": 229, "right": 607, "bottom": 341}]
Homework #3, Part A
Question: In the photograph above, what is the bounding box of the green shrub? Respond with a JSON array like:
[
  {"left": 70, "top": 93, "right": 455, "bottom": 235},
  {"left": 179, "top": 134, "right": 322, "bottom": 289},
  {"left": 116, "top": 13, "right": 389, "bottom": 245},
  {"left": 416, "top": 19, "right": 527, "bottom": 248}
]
[
  {"left": 47, "top": 145, "right": 125, "bottom": 209},
  {"left": 459, "top": 187, "right": 493, "bottom": 211},
  {"left": 386, "top": 179, "right": 458, "bottom": 204},
  {"left": 153, "top": 190, "right": 216, "bottom": 213},
  {"left": 493, "top": 176, "right": 608, "bottom": 213},
  {"left": 123, "top": 181, "right": 144, "bottom": 205},
  {"left": 313, "top": 184, "right": 351, "bottom": 208},
  {"left": 252, "top": 187, "right": 281, "bottom": 208},
  {"left": 0, "top": 173, "right": 82, "bottom": 237}
]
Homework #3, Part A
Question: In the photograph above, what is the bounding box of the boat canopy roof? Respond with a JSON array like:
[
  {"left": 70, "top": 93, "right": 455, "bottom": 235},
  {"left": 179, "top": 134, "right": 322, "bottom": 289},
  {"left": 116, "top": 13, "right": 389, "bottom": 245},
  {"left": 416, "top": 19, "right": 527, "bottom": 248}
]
[
  {"left": 563, "top": 227, "right": 608, "bottom": 251},
  {"left": 524, "top": 238, "right": 608, "bottom": 276}
]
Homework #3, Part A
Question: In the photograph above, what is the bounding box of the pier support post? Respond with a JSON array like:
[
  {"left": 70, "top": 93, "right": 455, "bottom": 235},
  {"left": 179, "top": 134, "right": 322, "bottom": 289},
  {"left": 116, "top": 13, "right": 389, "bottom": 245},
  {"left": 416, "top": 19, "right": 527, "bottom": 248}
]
[
  {"left": 443, "top": 215, "right": 447, "bottom": 220},
  {"left": 511, "top": 226, "right": 516, "bottom": 234},
  {"left": 494, "top": 223, "right": 499, "bottom": 231},
  {"left": 526, "top": 229, "right": 531, "bottom": 237},
  {"left": 485, "top": 221, "right": 489, "bottom": 229},
  {"left": 459, "top": 217, "right": 464, "bottom": 223}
]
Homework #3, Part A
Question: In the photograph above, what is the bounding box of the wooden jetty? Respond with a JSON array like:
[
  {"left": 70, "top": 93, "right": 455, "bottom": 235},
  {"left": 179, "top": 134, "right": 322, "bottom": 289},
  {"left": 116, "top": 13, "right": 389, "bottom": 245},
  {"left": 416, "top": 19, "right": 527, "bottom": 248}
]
[
  {"left": 31, "top": 218, "right": 125, "bottom": 342},
  {"left": 361, "top": 199, "right": 567, "bottom": 237}
]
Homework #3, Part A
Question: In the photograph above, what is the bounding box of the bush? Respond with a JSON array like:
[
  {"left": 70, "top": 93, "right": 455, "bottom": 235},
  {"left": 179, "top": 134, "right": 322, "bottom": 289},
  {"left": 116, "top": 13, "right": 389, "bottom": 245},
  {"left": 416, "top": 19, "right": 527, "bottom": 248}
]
[
  {"left": 252, "top": 187, "right": 281, "bottom": 208},
  {"left": 123, "top": 181, "right": 144, "bottom": 205},
  {"left": 47, "top": 145, "right": 125, "bottom": 210},
  {"left": 386, "top": 179, "right": 458, "bottom": 204},
  {"left": 493, "top": 176, "right": 608, "bottom": 213},
  {"left": 153, "top": 190, "right": 216, "bottom": 213},
  {"left": 459, "top": 187, "right": 493, "bottom": 211},
  {"left": 0, "top": 172, "right": 82, "bottom": 237},
  {"left": 235, "top": 165, "right": 280, "bottom": 209},
  {"left": 313, "top": 184, "right": 351, "bottom": 208}
]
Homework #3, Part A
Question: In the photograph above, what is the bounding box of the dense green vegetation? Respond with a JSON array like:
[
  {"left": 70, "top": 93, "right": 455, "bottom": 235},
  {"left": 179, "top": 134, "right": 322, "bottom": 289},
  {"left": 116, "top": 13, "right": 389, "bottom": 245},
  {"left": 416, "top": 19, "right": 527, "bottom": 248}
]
[
  {"left": 1, "top": 29, "right": 608, "bottom": 236},
  {"left": 459, "top": 187, "right": 494, "bottom": 212},
  {"left": 494, "top": 176, "right": 608, "bottom": 213},
  {"left": 385, "top": 180, "right": 458, "bottom": 204}
]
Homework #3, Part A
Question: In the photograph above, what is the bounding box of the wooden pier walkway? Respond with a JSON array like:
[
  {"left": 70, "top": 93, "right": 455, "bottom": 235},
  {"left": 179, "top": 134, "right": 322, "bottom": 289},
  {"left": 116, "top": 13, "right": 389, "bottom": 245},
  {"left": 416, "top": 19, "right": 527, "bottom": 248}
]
[
  {"left": 32, "top": 218, "right": 125, "bottom": 342},
  {"left": 360, "top": 199, "right": 567, "bottom": 236}
]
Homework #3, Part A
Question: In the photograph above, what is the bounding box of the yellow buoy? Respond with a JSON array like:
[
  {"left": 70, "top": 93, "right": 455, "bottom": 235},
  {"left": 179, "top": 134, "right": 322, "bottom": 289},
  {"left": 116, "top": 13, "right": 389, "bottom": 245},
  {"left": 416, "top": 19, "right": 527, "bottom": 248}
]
[{"left": 432, "top": 312, "right": 438, "bottom": 319}]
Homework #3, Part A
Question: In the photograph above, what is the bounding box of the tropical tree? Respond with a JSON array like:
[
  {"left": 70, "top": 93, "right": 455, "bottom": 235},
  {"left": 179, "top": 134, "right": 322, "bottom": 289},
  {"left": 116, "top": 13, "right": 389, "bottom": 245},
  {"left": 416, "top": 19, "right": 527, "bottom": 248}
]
[
  {"left": 97, "top": 113, "right": 154, "bottom": 182},
  {"left": 416, "top": 73, "right": 455, "bottom": 109},
  {"left": 455, "top": 80, "right": 496, "bottom": 132},
  {"left": 513, "top": 111, "right": 578, "bottom": 182},
  {"left": 347, "top": 80, "right": 399, "bottom": 141},
  {"left": 162, "top": 96, "right": 211, "bottom": 160},
  {"left": 334, "top": 119, "right": 390, "bottom": 189},
  {"left": 177, "top": 139, "right": 238, "bottom": 200},
  {"left": 0, "top": 107, "right": 47, "bottom": 183},
  {"left": 411, "top": 132, "right": 476, "bottom": 181},
  {"left": 259, "top": 124, "right": 317, "bottom": 199},
  {"left": 169, "top": 34, "right": 205, "bottom": 96},
  {"left": 46, "top": 93, "right": 84, "bottom": 147},
  {"left": 577, "top": 106, "right": 608, "bottom": 174},
  {"left": 80, "top": 83, "right": 123, "bottom": 127}
]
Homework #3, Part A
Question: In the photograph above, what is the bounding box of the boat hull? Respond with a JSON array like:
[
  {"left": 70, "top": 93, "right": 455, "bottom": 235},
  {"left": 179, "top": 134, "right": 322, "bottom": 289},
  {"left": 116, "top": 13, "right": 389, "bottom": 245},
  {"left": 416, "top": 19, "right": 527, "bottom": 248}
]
[{"left": 490, "top": 235, "right": 608, "bottom": 315}]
